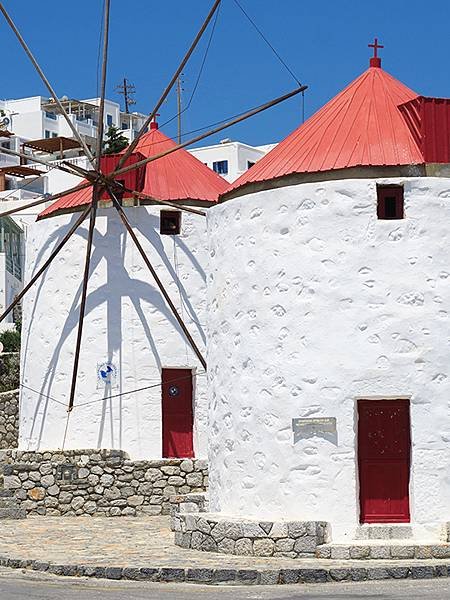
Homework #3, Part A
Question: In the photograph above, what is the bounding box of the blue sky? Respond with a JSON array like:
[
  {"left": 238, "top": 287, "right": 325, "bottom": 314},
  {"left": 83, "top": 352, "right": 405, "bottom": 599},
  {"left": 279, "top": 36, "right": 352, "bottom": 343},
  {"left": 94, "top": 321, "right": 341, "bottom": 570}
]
[{"left": 0, "top": 0, "right": 448, "bottom": 147}]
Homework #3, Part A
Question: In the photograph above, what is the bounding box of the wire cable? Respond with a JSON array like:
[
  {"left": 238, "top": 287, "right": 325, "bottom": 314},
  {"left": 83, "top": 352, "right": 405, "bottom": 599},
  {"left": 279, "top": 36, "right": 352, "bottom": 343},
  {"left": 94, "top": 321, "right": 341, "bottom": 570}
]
[
  {"left": 20, "top": 370, "right": 206, "bottom": 410},
  {"left": 232, "top": 0, "right": 302, "bottom": 86},
  {"left": 20, "top": 383, "right": 67, "bottom": 407},
  {"left": 161, "top": 3, "right": 222, "bottom": 129}
]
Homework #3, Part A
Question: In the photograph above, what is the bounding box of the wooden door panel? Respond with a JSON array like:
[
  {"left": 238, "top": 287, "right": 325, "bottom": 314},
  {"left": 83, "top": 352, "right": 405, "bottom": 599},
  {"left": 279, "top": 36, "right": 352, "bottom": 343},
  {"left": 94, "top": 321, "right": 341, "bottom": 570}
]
[
  {"left": 358, "top": 400, "right": 410, "bottom": 523},
  {"left": 162, "top": 368, "right": 194, "bottom": 458},
  {"left": 360, "top": 460, "right": 410, "bottom": 523}
]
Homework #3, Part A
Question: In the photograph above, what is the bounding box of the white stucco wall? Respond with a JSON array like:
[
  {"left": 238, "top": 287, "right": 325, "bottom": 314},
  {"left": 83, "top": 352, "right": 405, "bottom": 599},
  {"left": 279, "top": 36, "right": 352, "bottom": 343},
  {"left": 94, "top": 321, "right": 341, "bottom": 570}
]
[
  {"left": 207, "top": 176, "right": 450, "bottom": 540},
  {"left": 20, "top": 205, "right": 208, "bottom": 459}
]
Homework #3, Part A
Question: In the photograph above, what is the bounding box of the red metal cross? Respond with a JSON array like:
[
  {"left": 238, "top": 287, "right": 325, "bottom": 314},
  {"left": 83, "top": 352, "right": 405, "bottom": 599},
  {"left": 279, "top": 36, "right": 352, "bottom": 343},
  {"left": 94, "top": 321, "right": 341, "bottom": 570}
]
[
  {"left": 368, "top": 38, "right": 384, "bottom": 67},
  {"left": 368, "top": 38, "right": 384, "bottom": 58}
]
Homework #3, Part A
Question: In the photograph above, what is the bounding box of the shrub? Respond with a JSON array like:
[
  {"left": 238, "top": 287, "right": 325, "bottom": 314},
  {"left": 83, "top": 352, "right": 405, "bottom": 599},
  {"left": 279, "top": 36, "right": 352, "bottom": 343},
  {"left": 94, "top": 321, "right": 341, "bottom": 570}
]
[
  {"left": 0, "top": 327, "right": 21, "bottom": 353},
  {"left": 0, "top": 353, "right": 19, "bottom": 392}
]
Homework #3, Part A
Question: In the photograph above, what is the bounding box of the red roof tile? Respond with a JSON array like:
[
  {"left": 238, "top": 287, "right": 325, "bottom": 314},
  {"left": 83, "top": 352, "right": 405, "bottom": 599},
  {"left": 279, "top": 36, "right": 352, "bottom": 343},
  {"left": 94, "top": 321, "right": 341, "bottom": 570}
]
[{"left": 225, "top": 63, "right": 423, "bottom": 195}]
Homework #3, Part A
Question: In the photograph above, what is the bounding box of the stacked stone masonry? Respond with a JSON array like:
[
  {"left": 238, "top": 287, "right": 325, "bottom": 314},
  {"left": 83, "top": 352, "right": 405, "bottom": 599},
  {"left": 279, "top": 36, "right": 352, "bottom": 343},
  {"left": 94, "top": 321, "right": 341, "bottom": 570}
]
[
  {"left": 316, "top": 543, "right": 450, "bottom": 560},
  {"left": 0, "top": 391, "right": 19, "bottom": 449},
  {"left": 173, "top": 513, "right": 329, "bottom": 558},
  {"left": 169, "top": 492, "right": 209, "bottom": 517},
  {"left": 0, "top": 449, "right": 208, "bottom": 517}
]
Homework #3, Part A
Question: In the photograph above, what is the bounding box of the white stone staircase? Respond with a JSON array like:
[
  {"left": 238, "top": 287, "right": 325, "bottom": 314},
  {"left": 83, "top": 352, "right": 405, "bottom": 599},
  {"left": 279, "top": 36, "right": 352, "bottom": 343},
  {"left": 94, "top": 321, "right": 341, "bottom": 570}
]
[{"left": 316, "top": 524, "right": 450, "bottom": 560}]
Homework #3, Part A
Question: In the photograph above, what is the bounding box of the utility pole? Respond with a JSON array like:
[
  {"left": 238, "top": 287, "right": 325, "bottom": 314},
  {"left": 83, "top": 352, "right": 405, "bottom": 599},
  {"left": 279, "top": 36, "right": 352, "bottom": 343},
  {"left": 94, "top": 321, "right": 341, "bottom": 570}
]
[
  {"left": 115, "top": 78, "right": 136, "bottom": 114},
  {"left": 177, "top": 74, "right": 184, "bottom": 144}
]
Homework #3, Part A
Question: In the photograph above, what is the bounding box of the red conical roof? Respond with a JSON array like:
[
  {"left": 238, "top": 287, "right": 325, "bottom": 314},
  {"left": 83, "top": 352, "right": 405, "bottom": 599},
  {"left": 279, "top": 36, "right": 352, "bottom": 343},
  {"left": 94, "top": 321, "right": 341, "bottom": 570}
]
[
  {"left": 134, "top": 124, "right": 227, "bottom": 202},
  {"left": 224, "top": 62, "right": 422, "bottom": 196},
  {"left": 38, "top": 124, "right": 227, "bottom": 219}
]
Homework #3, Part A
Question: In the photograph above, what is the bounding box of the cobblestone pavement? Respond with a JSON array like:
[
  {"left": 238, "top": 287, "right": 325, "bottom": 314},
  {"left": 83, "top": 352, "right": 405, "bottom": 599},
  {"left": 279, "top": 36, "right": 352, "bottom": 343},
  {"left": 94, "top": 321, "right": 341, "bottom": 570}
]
[
  {"left": 0, "top": 516, "right": 314, "bottom": 568},
  {"left": 1, "top": 568, "right": 450, "bottom": 599},
  {"left": 1, "top": 517, "right": 450, "bottom": 586}
]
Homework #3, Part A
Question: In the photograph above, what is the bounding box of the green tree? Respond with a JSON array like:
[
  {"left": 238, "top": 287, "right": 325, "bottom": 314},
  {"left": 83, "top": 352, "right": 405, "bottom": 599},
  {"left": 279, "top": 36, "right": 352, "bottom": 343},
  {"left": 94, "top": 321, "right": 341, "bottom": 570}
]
[{"left": 102, "top": 125, "right": 128, "bottom": 155}]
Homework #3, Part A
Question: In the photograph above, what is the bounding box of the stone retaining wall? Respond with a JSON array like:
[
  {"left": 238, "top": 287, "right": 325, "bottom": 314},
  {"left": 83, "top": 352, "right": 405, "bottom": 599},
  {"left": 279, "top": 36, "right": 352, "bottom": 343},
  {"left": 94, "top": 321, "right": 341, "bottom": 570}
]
[
  {"left": 173, "top": 513, "right": 329, "bottom": 558},
  {"left": 0, "top": 390, "right": 19, "bottom": 449},
  {"left": 0, "top": 449, "right": 208, "bottom": 517}
]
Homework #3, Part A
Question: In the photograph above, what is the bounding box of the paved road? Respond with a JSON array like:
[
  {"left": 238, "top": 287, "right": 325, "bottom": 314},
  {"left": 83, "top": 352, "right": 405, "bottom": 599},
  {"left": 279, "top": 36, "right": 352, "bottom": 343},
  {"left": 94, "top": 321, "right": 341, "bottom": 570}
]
[{"left": 1, "top": 568, "right": 450, "bottom": 600}]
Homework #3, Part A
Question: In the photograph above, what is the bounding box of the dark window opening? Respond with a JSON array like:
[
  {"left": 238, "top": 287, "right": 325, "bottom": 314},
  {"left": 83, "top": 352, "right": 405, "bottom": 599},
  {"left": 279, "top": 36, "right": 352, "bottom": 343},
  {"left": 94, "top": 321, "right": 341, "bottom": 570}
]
[
  {"left": 247, "top": 161, "right": 255, "bottom": 169},
  {"left": 160, "top": 210, "right": 181, "bottom": 235},
  {"left": 377, "top": 185, "right": 404, "bottom": 220},
  {"left": 213, "top": 160, "right": 228, "bottom": 175}
]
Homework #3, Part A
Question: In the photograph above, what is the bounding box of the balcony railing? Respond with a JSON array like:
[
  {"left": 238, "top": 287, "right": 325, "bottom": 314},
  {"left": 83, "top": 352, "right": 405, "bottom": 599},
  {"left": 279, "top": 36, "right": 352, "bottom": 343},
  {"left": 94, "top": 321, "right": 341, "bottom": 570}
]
[{"left": 5, "top": 255, "right": 22, "bottom": 280}]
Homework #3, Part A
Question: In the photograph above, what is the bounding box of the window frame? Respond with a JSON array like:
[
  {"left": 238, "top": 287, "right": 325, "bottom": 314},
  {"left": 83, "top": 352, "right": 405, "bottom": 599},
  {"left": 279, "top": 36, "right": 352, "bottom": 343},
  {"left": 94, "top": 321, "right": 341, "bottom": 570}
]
[
  {"left": 160, "top": 210, "right": 182, "bottom": 235},
  {"left": 213, "top": 160, "right": 229, "bottom": 175},
  {"left": 377, "top": 184, "right": 404, "bottom": 220}
]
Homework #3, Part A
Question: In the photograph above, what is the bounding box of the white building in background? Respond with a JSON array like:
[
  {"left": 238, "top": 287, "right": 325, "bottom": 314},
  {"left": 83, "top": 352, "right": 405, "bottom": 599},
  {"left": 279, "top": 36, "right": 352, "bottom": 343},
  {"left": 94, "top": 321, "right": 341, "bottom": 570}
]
[
  {"left": 189, "top": 138, "right": 277, "bottom": 183},
  {"left": 0, "top": 95, "right": 147, "bottom": 160},
  {"left": 0, "top": 214, "right": 23, "bottom": 330}
]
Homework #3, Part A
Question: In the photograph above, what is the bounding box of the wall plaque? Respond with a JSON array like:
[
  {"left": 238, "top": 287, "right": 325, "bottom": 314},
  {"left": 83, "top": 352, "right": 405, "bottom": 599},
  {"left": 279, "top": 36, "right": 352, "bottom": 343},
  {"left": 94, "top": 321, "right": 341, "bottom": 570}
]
[
  {"left": 292, "top": 417, "right": 337, "bottom": 444},
  {"left": 96, "top": 361, "right": 118, "bottom": 388}
]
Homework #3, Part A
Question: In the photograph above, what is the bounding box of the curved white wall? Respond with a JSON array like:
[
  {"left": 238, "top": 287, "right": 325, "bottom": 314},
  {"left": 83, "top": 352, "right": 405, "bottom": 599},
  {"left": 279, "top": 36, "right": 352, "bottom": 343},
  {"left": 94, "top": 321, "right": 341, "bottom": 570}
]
[
  {"left": 207, "top": 177, "right": 450, "bottom": 540},
  {"left": 20, "top": 205, "right": 208, "bottom": 459}
]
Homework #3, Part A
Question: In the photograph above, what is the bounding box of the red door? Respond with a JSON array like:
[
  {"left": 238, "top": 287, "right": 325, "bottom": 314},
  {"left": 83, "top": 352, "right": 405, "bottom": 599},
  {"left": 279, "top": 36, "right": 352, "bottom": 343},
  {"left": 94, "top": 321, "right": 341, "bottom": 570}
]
[
  {"left": 162, "top": 368, "right": 194, "bottom": 458},
  {"left": 358, "top": 399, "right": 411, "bottom": 523}
]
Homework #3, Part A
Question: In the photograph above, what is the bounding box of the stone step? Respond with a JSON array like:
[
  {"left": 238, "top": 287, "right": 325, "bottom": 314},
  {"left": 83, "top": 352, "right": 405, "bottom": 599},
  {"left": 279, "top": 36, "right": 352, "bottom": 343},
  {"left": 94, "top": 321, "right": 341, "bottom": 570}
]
[
  {"left": 317, "top": 541, "right": 450, "bottom": 560},
  {"left": 169, "top": 492, "right": 209, "bottom": 518},
  {"left": 355, "top": 524, "right": 413, "bottom": 540},
  {"left": 0, "top": 507, "right": 26, "bottom": 520}
]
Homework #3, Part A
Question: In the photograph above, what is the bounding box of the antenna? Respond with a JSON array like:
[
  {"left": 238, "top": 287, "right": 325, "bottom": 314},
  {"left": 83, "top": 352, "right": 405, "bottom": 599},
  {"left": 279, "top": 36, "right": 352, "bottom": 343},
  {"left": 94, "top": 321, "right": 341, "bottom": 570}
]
[
  {"left": 177, "top": 74, "right": 184, "bottom": 144},
  {"left": 115, "top": 78, "right": 136, "bottom": 114}
]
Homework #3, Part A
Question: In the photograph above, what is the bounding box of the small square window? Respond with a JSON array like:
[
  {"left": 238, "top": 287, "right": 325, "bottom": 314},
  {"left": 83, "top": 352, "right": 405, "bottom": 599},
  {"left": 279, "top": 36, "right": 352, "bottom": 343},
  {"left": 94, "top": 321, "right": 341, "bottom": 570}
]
[
  {"left": 377, "top": 185, "right": 404, "bottom": 220},
  {"left": 247, "top": 161, "right": 255, "bottom": 169},
  {"left": 213, "top": 160, "right": 228, "bottom": 175},
  {"left": 160, "top": 210, "right": 181, "bottom": 235}
]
